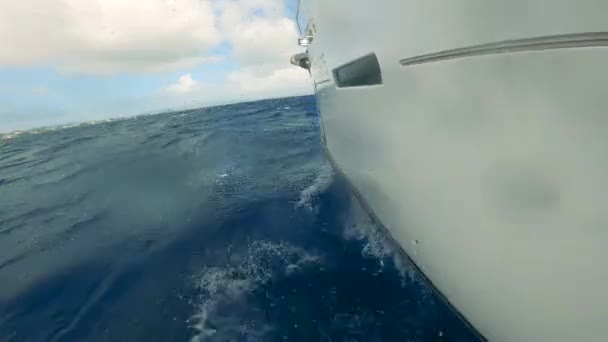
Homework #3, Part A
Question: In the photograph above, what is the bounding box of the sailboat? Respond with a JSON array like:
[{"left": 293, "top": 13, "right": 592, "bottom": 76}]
[{"left": 292, "top": 1, "right": 608, "bottom": 341}]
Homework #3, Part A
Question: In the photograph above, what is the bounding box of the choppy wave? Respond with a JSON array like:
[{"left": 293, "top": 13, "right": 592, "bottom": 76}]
[
  {"left": 0, "top": 96, "right": 478, "bottom": 341},
  {"left": 296, "top": 163, "right": 334, "bottom": 209},
  {"left": 1, "top": 118, "right": 124, "bottom": 140},
  {"left": 190, "top": 241, "right": 322, "bottom": 341},
  {"left": 342, "top": 193, "right": 424, "bottom": 286}
]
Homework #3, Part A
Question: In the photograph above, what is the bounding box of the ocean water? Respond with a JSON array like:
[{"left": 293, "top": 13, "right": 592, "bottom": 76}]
[{"left": 0, "top": 96, "right": 479, "bottom": 341}]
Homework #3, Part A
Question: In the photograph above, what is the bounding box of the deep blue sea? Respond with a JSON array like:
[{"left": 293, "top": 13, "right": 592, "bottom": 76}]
[{"left": 0, "top": 96, "right": 478, "bottom": 341}]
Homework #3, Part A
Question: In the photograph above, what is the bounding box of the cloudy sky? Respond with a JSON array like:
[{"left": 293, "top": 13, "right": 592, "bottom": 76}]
[{"left": 0, "top": 0, "right": 312, "bottom": 132}]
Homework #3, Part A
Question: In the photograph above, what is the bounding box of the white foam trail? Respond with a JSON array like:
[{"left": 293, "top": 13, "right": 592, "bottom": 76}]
[
  {"left": 1, "top": 131, "right": 24, "bottom": 140},
  {"left": 190, "top": 241, "right": 321, "bottom": 342},
  {"left": 1, "top": 118, "right": 121, "bottom": 139},
  {"left": 342, "top": 194, "right": 421, "bottom": 284},
  {"left": 296, "top": 163, "right": 334, "bottom": 209}
]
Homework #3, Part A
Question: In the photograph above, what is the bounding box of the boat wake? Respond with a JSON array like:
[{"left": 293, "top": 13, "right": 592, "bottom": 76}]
[
  {"left": 342, "top": 192, "right": 424, "bottom": 286},
  {"left": 189, "top": 241, "right": 322, "bottom": 342},
  {"left": 295, "top": 163, "right": 334, "bottom": 209}
]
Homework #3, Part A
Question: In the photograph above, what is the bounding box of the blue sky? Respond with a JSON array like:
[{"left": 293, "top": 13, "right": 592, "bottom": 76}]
[{"left": 0, "top": 0, "right": 311, "bottom": 132}]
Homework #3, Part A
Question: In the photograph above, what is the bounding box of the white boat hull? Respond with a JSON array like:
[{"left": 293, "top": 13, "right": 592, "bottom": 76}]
[{"left": 298, "top": 1, "right": 608, "bottom": 341}]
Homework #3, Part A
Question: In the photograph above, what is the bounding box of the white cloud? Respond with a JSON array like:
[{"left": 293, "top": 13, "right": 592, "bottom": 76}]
[
  {"left": 0, "top": 0, "right": 304, "bottom": 74},
  {"left": 227, "top": 66, "right": 312, "bottom": 98},
  {"left": 159, "top": 0, "right": 313, "bottom": 103},
  {"left": 217, "top": 0, "right": 300, "bottom": 69},
  {"left": 158, "top": 66, "right": 311, "bottom": 109},
  {"left": 0, "top": 0, "right": 313, "bottom": 129},
  {"left": 165, "top": 74, "right": 199, "bottom": 94},
  {"left": 0, "top": 0, "right": 221, "bottom": 73}
]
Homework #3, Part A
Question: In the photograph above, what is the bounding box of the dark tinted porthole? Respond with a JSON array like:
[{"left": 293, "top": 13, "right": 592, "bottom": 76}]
[{"left": 333, "top": 53, "right": 382, "bottom": 88}]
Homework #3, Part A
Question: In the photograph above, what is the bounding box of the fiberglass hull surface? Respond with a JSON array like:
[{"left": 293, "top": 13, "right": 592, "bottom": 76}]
[{"left": 301, "top": 1, "right": 608, "bottom": 341}]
